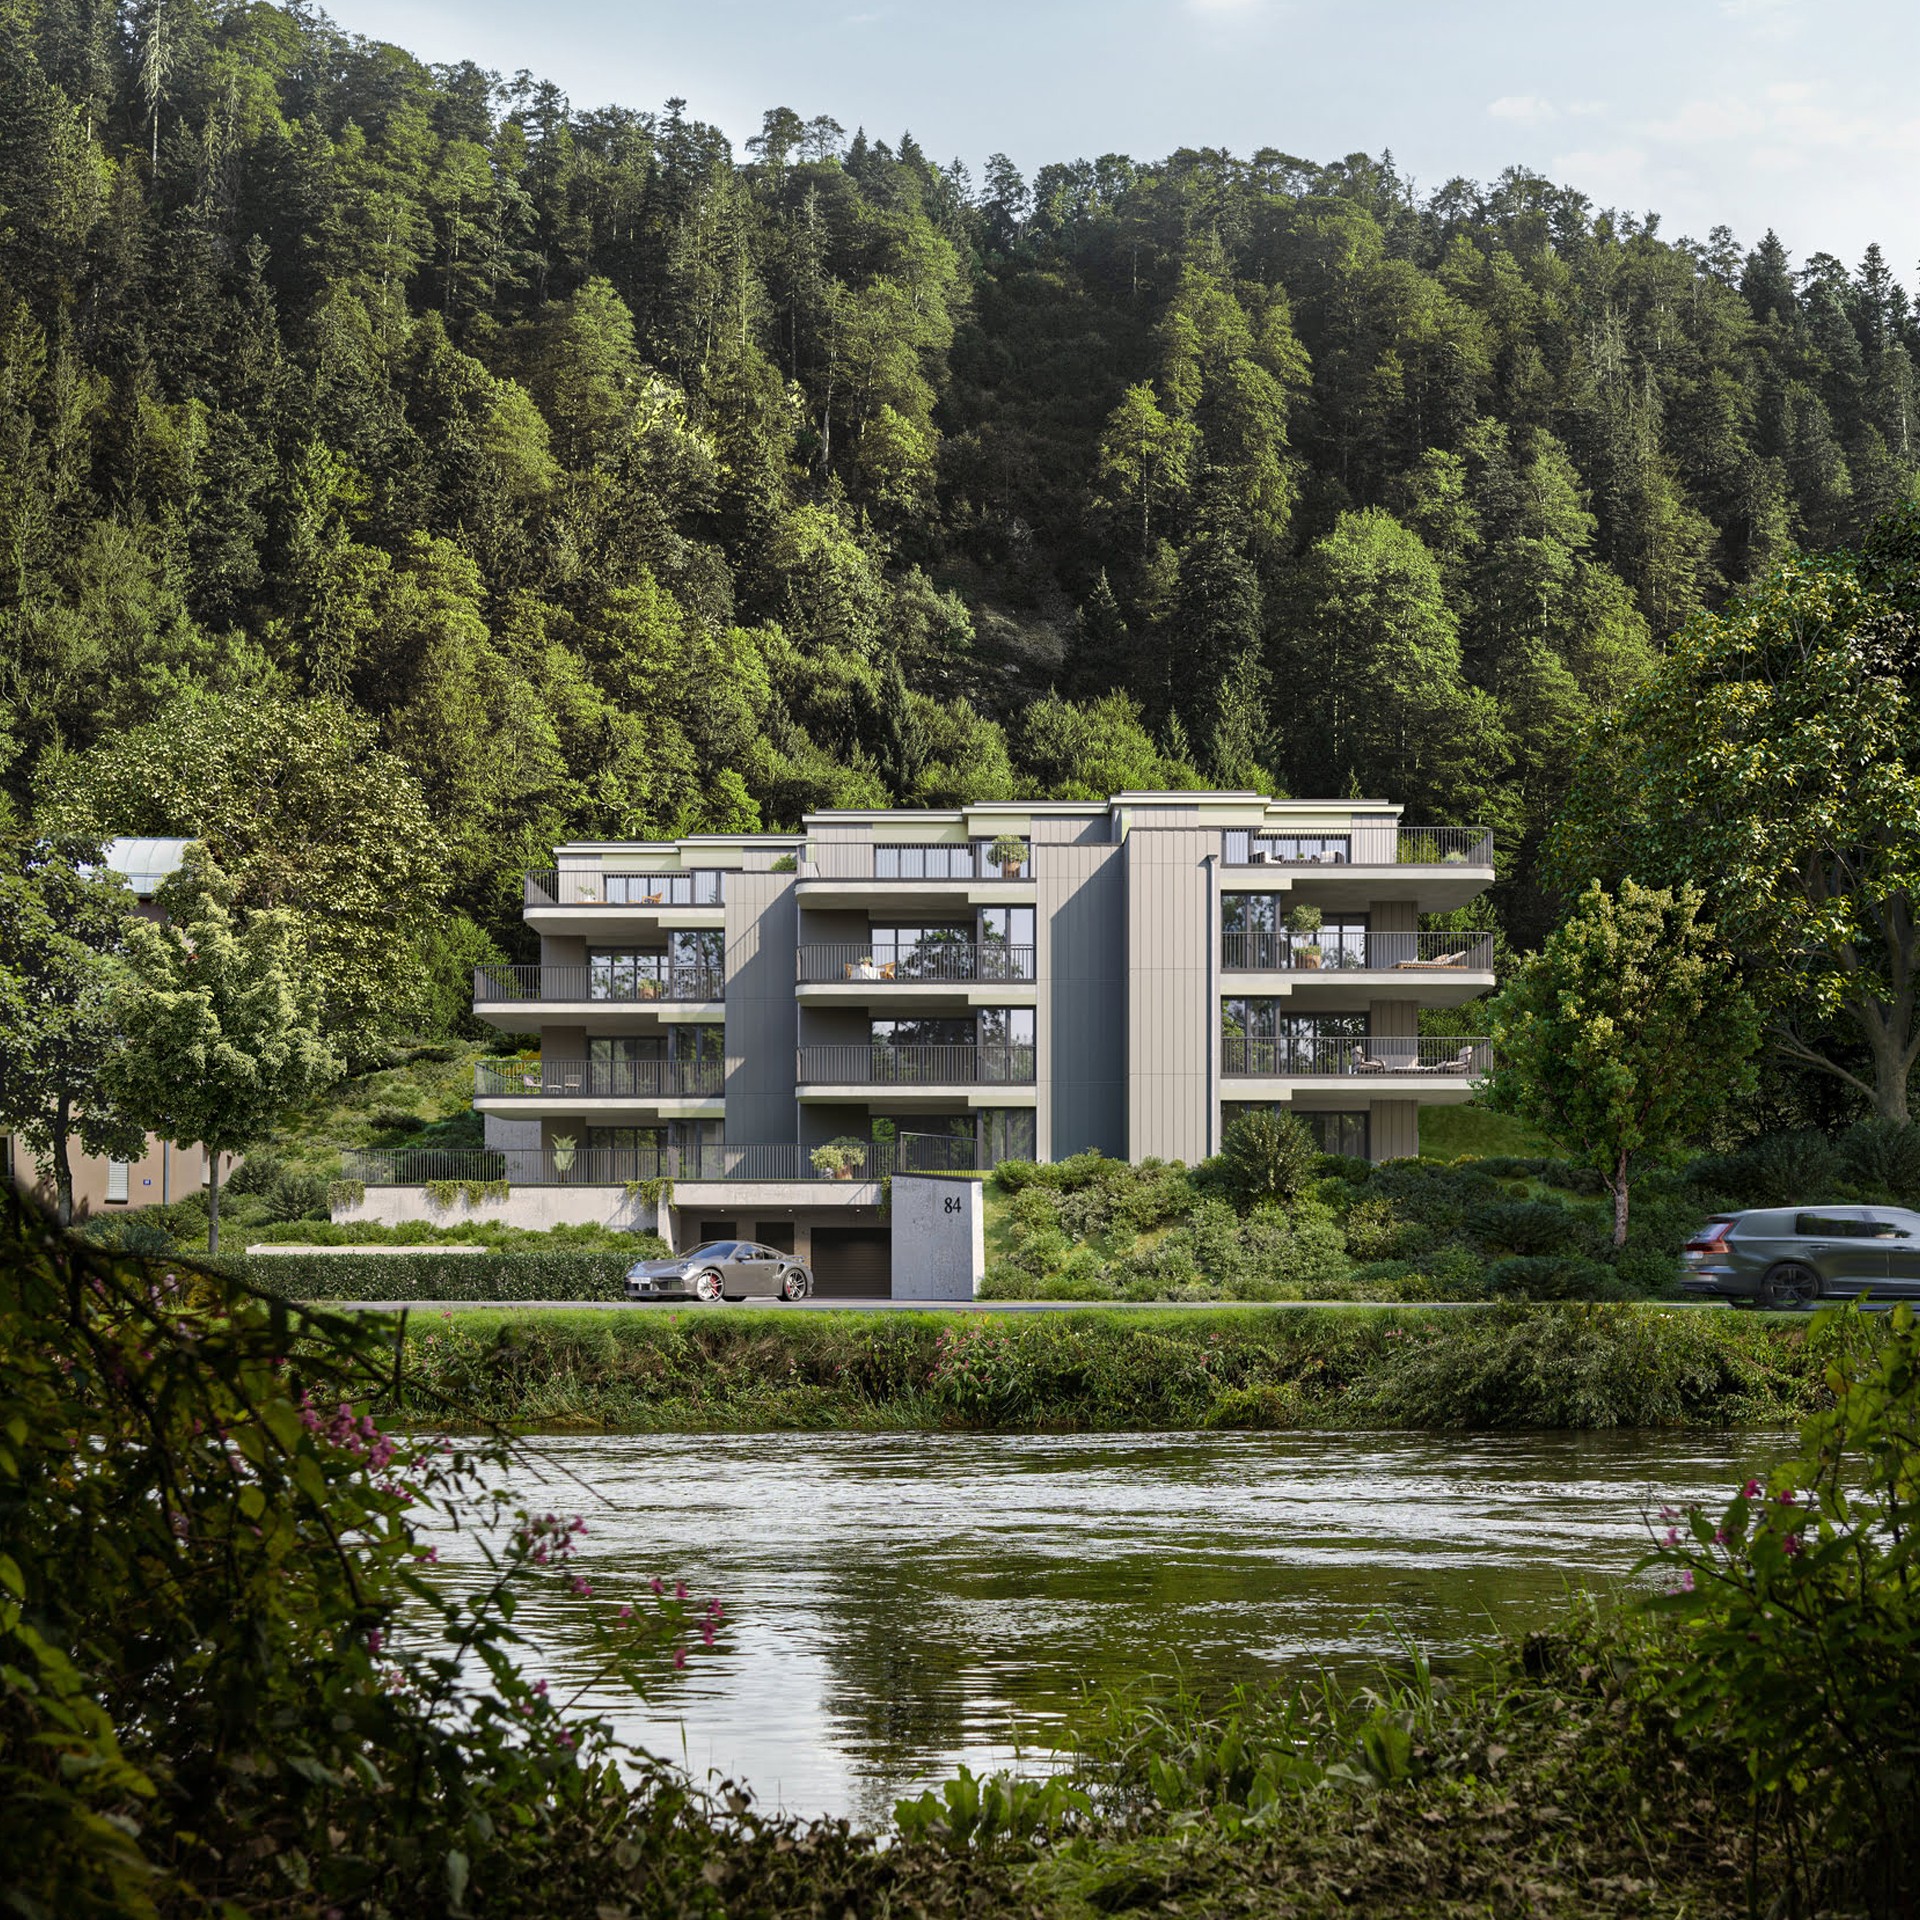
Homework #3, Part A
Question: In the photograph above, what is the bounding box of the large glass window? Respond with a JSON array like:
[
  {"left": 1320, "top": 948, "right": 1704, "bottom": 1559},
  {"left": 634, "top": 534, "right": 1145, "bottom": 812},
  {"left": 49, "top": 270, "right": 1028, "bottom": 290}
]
[
  {"left": 978, "top": 906, "right": 1037, "bottom": 980},
  {"left": 872, "top": 925, "right": 972, "bottom": 979},
  {"left": 1223, "top": 1104, "right": 1369, "bottom": 1159},
  {"left": 977, "top": 1006, "right": 1036, "bottom": 1081},
  {"left": 980, "top": 1108, "right": 1037, "bottom": 1165},
  {"left": 871, "top": 1016, "right": 974, "bottom": 1049},
  {"left": 1221, "top": 901, "right": 1368, "bottom": 968},
  {"left": 1220, "top": 1006, "right": 1368, "bottom": 1074}
]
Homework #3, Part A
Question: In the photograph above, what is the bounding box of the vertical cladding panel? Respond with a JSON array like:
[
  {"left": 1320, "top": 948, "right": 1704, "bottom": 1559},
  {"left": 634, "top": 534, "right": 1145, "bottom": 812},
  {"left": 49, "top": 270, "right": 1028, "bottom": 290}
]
[
  {"left": 540, "top": 933, "right": 587, "bottom": 966},
  {"left": 1125, "top": 829, "right": 1216, "bottom": 1164},
  {"left": 1367, "top": 899, "right": 1418, "bottom": 934},
  {"left": 1369, "top": 1099, "right": 1420, "bottom": 1162},
  {"left": 723, "top": 873, "right": 799, "bottom": 1145},
  {"left": 1041, "top": 843, "right": 1125, "bottom": 1159}
]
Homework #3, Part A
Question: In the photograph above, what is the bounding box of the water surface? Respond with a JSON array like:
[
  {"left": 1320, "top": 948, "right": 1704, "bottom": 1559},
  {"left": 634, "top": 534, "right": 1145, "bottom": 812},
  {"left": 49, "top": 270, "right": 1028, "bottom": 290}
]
[{"left": 429, "top": 1429, "right": 1778, "bottom": 1826}]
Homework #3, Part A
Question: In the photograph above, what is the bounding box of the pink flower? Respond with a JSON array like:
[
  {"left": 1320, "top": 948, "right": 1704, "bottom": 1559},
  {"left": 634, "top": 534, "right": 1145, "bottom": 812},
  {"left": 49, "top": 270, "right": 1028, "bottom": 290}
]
[
  {"left": 367, "top": 1629, "right": 383, "bottom": 1655},
  {"left": 673, "top": 1647, "right": 687, "bottom": 1670},
  {"left": 649, "top": 1576, "right": 664, "bottom": 1595},
  {"left": 1741, "top": 1479, "right": 1761, "bottom": 1499},
  {"left": 674, "top": 1581, "right": 688, "bottom": 1600},
  {"left": 1783, "top": 1534, "right": 1802, "bottom": 1556},
  {"left": 571, "top": 1577, "right": 593, "bottom": 1597},
  {"left": 618, "top": 1605, "right": 633, "bottom": 1622},
  {"left": 533, "top": 1678, "right": 548, "bottom": 1696}
]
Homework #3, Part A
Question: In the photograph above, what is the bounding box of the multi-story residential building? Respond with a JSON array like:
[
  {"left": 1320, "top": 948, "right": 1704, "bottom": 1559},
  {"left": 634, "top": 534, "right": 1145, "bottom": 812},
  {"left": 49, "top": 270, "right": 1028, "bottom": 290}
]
[{"left": 346, "top": 791, "right": 1493, "bottom": 1291}]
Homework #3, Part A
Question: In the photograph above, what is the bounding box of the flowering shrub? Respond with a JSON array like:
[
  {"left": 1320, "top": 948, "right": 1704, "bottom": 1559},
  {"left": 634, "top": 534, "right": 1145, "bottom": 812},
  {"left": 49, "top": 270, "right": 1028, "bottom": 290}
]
[
  {"left": 1644, "top": 1300, "right": 1920, "bottom": 1910},
  {"left": 0, "top": 1198, "right": 727, "bottom": 1916}
]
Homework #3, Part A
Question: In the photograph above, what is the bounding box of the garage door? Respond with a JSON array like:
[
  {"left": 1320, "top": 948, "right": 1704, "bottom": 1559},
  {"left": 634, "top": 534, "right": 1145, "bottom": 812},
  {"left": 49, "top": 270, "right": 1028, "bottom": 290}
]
[{"left": 810, "top": 1226, "right": 892, "bottom": 1298}]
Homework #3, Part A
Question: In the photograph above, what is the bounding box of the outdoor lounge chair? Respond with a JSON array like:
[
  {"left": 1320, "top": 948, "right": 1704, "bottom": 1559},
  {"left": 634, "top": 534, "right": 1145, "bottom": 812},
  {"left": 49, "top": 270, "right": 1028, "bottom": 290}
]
[{"left": 1394, "top": 951, "right": 1469, "bottom": 969}]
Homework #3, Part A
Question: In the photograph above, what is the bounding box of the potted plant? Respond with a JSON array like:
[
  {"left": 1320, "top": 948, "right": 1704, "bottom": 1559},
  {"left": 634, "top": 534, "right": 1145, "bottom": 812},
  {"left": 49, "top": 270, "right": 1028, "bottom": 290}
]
[
  {"left": 550, "top": 1133, "right": 578, "bottom": 1180},
  {"left": 1287, "top": 903, "right": 1324, "bottom": 970},
  {"left": 810, "top": 1136, "right": 868, "bottom": 1180},
  {"left": 990, "top": 832, "right": 1028, "bottom": 879},
  {"left": 770, "top": 852, "right": 798, "bottom": 873}
]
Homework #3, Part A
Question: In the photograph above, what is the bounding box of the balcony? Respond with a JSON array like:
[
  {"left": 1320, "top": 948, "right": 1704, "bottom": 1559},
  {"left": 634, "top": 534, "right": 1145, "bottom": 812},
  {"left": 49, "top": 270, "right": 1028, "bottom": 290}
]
[
  {"left": 1221, "top": 931, "right": 1495, "bottom": 974},
  {"left": 796, "top": 1043, "right": 1037, "bottom": 1088},
  {"left": 1224, "top": 827, "right": 1493, "bottom": 868},
  {"left": 340, "top": 1135, "right": 989, "bottom": 1187},
  {"left": 474, "top": 962, "right": 725, "bottom": 1008},
  {"left": 796, "top": 839, "right": 1033, "bottom": 905},
  {"left": 1221, "top": 1035, "right": 1490, "bottom": 1081},
  {"left": 525, "top": 868, "right": 724, "bottom": 906},
  {"left": 796, "top": 943, "right": 1036, "bottom": 985},
  {"left": 474, "top": 1058, "right": 725, "bottom": 1102}
]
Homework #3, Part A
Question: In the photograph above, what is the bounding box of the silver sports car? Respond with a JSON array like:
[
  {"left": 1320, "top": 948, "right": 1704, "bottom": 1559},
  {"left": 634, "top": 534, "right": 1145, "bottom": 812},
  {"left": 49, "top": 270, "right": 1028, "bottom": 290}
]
[{"left": 624, "top": 1239, "right": 814, "bottom": 1304}]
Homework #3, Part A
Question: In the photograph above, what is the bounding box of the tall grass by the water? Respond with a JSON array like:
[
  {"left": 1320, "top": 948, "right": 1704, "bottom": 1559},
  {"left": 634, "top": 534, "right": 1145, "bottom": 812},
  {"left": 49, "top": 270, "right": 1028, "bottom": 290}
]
[{"left": 385, "top": 1302, "right": 1840, "bottom": 1432}]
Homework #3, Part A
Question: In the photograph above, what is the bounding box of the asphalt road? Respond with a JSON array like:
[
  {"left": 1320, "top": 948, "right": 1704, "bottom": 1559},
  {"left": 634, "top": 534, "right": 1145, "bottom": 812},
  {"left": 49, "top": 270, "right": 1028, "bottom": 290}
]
[{"left": 315, "top": 1296, "right": 1739, "bottom": 1315}]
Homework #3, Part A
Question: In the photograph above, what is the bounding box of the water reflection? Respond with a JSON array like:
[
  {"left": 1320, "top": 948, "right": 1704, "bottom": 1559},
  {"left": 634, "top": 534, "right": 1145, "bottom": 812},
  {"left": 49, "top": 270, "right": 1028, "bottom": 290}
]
[{"left": 425, "top": 1429, "right": 1780, "bottom": 1827}]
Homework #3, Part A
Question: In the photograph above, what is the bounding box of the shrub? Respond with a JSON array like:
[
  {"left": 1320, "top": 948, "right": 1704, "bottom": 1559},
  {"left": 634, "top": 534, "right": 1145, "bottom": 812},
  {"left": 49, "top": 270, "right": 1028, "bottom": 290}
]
[
  {"left": 1694, "top": 1128, "right": 1843, "bottom": 1208},
  {"left": 369, "top": 1107, "right": 427, "bottom": 1134},
  {"left": 1486, "top": 1254, "right": 1622, "bottom": 1301},
  {"left": 1342, "top": 1197, "right": 1410, "bottom": 1261},
  {"left": 1647, "top": 1303, "right": 1920, "bottom": 1907},
  {"left": 1467, "top": 1199, "right": 1595, "bottom": 1258},
  {"left": 1215, "top": 1110, "right": 1318, "bottom": 1210},
  {"left": 229, "top": 1247, "right": 667, "bottom": 1301},
  {"left": 1836, "top": 1116, "right": 1920, "bottom": 1202}
]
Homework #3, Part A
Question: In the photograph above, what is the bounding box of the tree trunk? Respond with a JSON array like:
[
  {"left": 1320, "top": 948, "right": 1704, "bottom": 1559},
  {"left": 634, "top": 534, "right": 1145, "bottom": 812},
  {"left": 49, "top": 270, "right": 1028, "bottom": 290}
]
[
  {"left": 1610, "top": 1152, "right": 1630, "bottom": 1248},
  {"left": 207, "top": 1148, "right": 222, "bottom": 1255},
  {"left": 52, "top": 1094, "right": 74, "bottom": 1228}
]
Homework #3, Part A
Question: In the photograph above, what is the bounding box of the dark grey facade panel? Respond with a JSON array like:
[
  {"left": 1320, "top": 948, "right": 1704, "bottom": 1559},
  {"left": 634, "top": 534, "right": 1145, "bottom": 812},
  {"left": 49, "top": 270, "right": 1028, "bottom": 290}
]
[
  {"left": 722, "top": 873, "right": 799, "bottom": 1146},
  {"left": 1043, "top": 843, "right": 1126, "bottom": 1159}
]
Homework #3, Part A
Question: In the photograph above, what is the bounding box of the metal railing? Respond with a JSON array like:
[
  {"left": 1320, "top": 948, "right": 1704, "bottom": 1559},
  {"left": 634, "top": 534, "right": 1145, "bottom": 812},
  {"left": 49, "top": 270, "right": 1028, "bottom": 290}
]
[
  {"left": 1224, "top": 827, "right": 1493, "bottom": 867},
  {"left": 524, "top": 869, "right": 725, "bottom": 907},
  {"left": 474, "top": 1058, "right": 725, "bottom": 1100},
  {"left": 474, "top": 963, "right": 725, "bottom": 1005},
  {"left": 796, "top": 943, "right": 1037, "bottom": 984},
  {"left": 341, "top": 1135, "right": 989, "bottom": 1187},
  {"left": 1221, "top": 931, "right": 1495, "bottom": 973},
  {"left": 1220, "top": 1035, "right": 1491, "bottom": 1078},
  {"left": 796, "top": 1043, "right": 1037, "bottom": 1085},
  {"left": 800, "top": 840, "right": 1032, "bottom": 882}
]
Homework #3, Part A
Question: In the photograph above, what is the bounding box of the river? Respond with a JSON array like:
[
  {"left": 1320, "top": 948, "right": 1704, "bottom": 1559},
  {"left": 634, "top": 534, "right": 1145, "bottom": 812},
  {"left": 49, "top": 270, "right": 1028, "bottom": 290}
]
[{"left": 427, "top": 1428, "right": 1779, "bottom": 1828}]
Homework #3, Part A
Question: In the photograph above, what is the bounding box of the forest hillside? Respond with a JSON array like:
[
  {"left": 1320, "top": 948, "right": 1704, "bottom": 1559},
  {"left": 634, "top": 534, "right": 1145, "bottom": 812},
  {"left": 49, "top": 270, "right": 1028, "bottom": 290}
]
[{"left": 4, "top": 2, "right": 1917, "bottom": 1051}]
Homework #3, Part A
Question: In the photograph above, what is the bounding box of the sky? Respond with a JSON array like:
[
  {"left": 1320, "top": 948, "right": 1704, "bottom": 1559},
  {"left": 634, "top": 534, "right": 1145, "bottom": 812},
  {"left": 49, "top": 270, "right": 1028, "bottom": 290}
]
[{"left": 322, "top": 0, "right": 1920, "bottom": 281}]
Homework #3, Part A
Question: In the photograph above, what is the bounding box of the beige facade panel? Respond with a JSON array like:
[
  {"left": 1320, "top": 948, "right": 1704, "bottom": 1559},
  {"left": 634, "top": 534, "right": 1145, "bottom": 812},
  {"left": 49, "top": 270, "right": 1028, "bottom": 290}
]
[{"left": 1124, "top": 827, "right": 1216, "bottom": 1164}]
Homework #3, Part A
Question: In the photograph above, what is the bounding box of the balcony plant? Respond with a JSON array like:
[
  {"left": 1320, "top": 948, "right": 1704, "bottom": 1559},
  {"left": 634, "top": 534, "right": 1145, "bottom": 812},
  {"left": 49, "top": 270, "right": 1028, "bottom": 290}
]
[
  {"left": 550, "top": 1134, "right": 577, "bottom": 1181},
  {"left": 810, "top": 1136, "right": 868, "bottom": 1180},
  {"left": 770, "top": 853, "right": 797, "bottom": 873},
  {"left": 990, "top": 832, "right": 1028, "bottom": 878},
  {"left": 1287, "top": 903, "right": 1325, "bottom": 969}
]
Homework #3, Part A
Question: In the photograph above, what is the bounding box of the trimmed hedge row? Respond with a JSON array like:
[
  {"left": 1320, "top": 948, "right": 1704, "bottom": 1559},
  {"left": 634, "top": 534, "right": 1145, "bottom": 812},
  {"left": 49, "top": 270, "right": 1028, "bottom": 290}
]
[{"left": 225, "top": 1248, "right": 663, "bottom": 1302}]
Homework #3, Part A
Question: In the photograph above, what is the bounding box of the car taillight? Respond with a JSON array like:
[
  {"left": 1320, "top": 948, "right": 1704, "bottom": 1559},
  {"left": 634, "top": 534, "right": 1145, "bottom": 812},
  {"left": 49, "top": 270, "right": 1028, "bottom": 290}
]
[{"left": 1686, "top": 1229, "right": 1733, "bottom": 1257}]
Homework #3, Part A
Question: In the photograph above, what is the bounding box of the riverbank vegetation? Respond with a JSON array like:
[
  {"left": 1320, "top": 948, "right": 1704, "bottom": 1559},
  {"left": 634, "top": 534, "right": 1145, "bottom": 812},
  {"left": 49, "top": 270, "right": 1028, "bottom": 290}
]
[
  {"left": 8, "top": 1196, "right": 1914, "bottom": 1916},
  {"left": 383, "top": 1299, "right": 1840, "bottom": 1433}
]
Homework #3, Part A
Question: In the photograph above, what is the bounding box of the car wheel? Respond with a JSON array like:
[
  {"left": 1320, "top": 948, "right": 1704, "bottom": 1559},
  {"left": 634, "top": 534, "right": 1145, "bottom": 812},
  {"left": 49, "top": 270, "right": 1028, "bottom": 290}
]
[
  {"left": 781, "top": 1267, "right": 810, "bottom": 1302},
  {"left": 693, "top": 1269, "right": 726, "bottom": 1304},
  {"left": 1765, "top": 1262, "right": 1822, "bottom": 1310}
]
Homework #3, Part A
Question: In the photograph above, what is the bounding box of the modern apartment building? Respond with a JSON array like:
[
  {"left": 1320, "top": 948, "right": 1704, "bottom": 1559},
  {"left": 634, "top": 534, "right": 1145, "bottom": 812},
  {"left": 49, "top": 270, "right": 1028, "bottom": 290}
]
[{"left": 346, "top": 791, "right": 1494, "bottom": 1292}]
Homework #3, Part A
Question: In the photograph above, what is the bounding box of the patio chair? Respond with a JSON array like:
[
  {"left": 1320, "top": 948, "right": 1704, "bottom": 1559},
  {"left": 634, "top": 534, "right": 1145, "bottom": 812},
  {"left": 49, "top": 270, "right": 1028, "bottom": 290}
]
[{"left": 1394, "top": 951, "right": 1468, "bottom": 970}]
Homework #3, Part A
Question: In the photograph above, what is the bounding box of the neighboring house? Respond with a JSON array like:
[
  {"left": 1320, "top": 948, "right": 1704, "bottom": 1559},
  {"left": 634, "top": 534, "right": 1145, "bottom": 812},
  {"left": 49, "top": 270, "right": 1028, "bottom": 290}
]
[
  {"left": 344, "top": 791, "right": 1496, "bottom": 1294},
  {"left": 5, "top": 837, "right": 229, "bottom": 1217}
]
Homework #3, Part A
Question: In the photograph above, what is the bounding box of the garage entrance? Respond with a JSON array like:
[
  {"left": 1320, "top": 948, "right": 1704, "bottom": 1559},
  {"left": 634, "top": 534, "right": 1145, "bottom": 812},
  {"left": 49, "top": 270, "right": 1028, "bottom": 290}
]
[{"left": 810, "top": 1226, "right": 893, "bottom": 1298}]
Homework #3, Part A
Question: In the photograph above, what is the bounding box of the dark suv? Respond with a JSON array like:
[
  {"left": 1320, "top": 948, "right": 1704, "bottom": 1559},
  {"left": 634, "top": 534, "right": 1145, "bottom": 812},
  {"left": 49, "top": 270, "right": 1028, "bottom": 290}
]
[{"left": 1681, "top": 1206, "right": 1920, "bottom": 1308}]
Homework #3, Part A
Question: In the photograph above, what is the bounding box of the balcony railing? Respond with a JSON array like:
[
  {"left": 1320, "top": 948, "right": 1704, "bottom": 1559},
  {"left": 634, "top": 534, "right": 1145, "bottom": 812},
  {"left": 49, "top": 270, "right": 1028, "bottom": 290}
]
[
  {"left": 796, "top": 942, "right": 1037, "bottom": 984},
  {"left": 1224, "top": 827, "right": 1494, "bottom": 867},
  {"left": 474, "top": 963, "right": 725, "bottom": 1005},
  {"left": 1221, "top": 1035, "right": 1490, "bottom": 1078},
  {"left": 340, "top": 1136, "right": 989, "bottom": 1187},
  {"left": 800, "top": 840, "right": 1031, "bottom": 882},
  {"left": 796, "top": 1043, "right": 1037, "bottom": 1086},
  {"left": 475, "top": 1058, "right": 725, "bottom": 1100},
  {"left": 524, "top": 869, "right": 724, "bottom": 907},
  {"left": 1221, "top": 931, "right": 1495, "bottom": 973}
]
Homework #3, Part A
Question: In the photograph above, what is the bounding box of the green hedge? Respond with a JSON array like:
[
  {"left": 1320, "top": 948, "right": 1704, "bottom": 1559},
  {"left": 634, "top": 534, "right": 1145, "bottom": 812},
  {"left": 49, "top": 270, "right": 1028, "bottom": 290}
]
[{"left": 227, "top": 1246, "right": 665, "bottom": 1302}]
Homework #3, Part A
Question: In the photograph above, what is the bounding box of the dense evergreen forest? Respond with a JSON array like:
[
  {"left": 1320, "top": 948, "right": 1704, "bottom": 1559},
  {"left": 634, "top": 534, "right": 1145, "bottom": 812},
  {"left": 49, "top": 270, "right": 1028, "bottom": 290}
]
[{"left": 4, "top": 1, "right": 1917, "bottom": 1046}]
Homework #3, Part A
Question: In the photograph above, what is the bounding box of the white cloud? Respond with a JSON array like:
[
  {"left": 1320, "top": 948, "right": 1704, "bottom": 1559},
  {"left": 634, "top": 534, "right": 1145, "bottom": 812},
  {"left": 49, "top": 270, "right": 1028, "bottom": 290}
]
[{"left": 1486, "top": 94, "right": 1555, "bottom": 125}]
